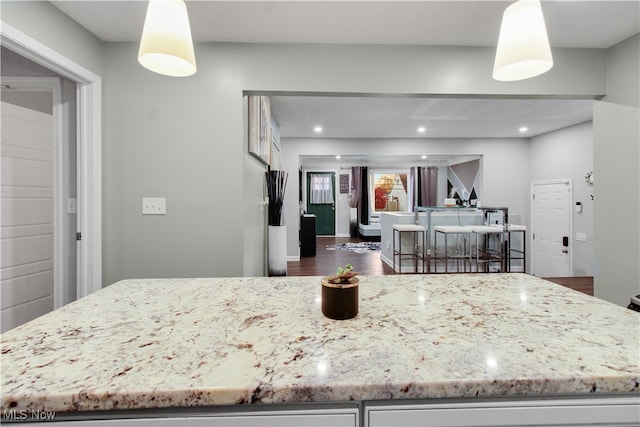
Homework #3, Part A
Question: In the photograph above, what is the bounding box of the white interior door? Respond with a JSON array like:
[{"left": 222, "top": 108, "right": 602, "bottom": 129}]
[
  {"left": 1, "top": 101, "right": 55, "bottom": 331},
  {"left": 531, "top": 180, "right": 573, "bottom": 277}
]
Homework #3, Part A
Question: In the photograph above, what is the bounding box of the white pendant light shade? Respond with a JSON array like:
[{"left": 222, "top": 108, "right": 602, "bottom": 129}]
[
  {"left": 493, "top": 0, "right": 553, "bottom": 81},
  {"left": 138, "top": 0, "right": 197, "bottom": 77}
]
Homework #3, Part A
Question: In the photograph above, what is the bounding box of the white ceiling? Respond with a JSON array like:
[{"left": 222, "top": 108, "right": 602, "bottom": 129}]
[
  {"left": 49, "top": 0, "right": 638, "bottom": 141},
  {"left": 51, "top": 1, "right": 639, "bottom": 48},
  {"left": 270, "top": 96, "right": 594, "bottom": 139}
]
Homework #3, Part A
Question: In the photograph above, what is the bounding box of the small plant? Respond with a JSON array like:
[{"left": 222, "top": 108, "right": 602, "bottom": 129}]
[{"left": 326, "top": 263, "right": 359, "bottom": 285}]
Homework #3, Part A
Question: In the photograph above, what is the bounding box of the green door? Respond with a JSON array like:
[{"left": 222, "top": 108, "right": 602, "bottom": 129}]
[{"left": 307, "top": 172, "right": 335, "bottom": 235}]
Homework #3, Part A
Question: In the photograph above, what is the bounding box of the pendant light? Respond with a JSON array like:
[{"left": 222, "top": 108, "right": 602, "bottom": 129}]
[
  {"left": 493, "top": 0, "right": 553, "bottom": 81},
  {"left": 138, "top": 0, "right": 197, "bottom": 77}
]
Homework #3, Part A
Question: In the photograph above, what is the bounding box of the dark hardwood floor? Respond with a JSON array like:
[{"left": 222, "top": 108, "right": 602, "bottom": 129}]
[
  {"left": 288, "top": 237, "right": 594, "bottom": 296},
  {"left": 543, "top": 276, "right": 594, "bottom": 296},
  {"left": 288, "top": 237, "right": 394, "bottom": 277}
]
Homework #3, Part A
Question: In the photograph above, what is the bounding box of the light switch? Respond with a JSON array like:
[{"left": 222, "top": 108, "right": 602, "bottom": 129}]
[
  {"left": 142, "top": 197, "right": 166, "bottom": 215},
  {"left": 576, "top": 232, "right": 587, "bottom": 242},
  {"left": 67, "top": 198, "right": 77, "bottom": 214}
]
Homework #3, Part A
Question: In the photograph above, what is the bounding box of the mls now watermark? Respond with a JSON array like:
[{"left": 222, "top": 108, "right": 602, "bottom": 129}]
[{"left": 3, "top": 409, "right": 56, "bottom": 421}]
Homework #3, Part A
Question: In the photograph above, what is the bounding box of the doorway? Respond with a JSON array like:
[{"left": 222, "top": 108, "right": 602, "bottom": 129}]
[
  {"left": 531, "top": 179, "right": 573, "bottom": 277},
  {"left": 1, "top": 24, "right": 103, "bottom": 329},
  {"left": 307, "top": 172, "right": 336, "bottom": 235},
  {"left": 1, "top": 75, "right": 79, "bottom": 331}
]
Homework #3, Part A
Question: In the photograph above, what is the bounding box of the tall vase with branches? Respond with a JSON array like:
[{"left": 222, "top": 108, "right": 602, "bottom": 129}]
[
  {"left": 266, "top": 170, "right": 288, "bottom": 226},
  {"left": 266, "top": 170, "right": 288, "bottom": 276}
]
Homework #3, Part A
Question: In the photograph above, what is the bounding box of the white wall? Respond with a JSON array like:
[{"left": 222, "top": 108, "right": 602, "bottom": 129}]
[
  {"left": 282, "top": 137, "right": 529, "bottom": 258},
  {"left": 1, "top": 1, "right": 103, "bottom": 76},
  {"left": 529, "top": 121, "right": 594, "bottom": 276},
  {"left": 593, "top": 34, "right": 640, "bottom": 306},
  {"left": 5, "top": 2, "right": 620, "bottom": 285},
  {"left": 102, "top": 43, "right": 249, "bottom": 283},
  {"left": 89, "top": 41, "right": 619, "bottom": 284},
  {"left": 99, "top": 41, "right": 608, "bottom": 284}
]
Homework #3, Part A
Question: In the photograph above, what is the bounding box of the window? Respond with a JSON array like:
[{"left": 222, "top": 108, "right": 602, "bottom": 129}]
[
  {"left": 309, "top": 173, "right": 334, "bottom": 204},
  {"left": 370, "top": 172, "right": 408, "bottom": 213}
]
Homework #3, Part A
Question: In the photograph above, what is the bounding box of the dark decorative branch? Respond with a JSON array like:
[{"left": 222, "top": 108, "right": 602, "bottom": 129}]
[{"left": 266, "top": 170, "right": 288, "bottom": 226}]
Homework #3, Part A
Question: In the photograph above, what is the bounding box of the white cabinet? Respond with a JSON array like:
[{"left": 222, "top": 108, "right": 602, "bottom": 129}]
[
  {"left": 12, "top": 396, "right": 639, "bottom": 426},
  {"left": 17, "top": 407, "right": 358, "bottom": 427},
  {"left": 365, "top": 396, "right": 640, "bottom": 427}
]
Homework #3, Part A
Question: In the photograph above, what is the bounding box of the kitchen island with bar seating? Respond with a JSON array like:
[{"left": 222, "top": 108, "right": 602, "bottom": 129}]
[{"left": 1, "top": 274, "right": 639, "bottom": 426}]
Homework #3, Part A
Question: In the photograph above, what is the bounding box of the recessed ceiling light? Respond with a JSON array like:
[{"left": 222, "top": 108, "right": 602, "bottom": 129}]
[
  {"left": 336, "top": 155, "right": 341, "bottom": 159},
  {"left": 519, "top": 126, "right": 528, "bottom": 133},
  {"left": 421, "top": 155, "right": 427, "bottom": 160},
  {"left": 417, "top": 127, "right": 427, "bottom": 133},
  {"left": 314, "top": 126, "right": 323, "bottom": 133}
]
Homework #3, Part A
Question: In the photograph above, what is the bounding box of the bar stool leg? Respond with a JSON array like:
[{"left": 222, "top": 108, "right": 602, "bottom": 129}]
[
  {"left": 393, "top": 229, "right": 395, "bottom": 272},
  {"left": 523, "top": 231, "right": 526, "bottom": 273},
  {"left": 444, "top": 233, "right": 449, "bottom": 273},
  {"left": 398, "top": 230, "right": 402, "bottom": 274}
]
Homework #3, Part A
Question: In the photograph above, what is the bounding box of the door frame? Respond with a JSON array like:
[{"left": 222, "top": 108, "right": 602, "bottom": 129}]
[
  {"left": 2, "top": 22, "right": 102, "bottom": 298},
  {"left": 530, "top": 179, "right": 574, "bottom": 277}
]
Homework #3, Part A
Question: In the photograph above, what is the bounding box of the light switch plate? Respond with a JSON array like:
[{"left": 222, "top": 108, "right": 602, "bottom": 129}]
[
  {"left": 142, "top": 197, "right": 166, "bottom": 215},
  {"left": 67, "top": 198, "right": 77, "bottom": 214},
  {"left": 576, "top": 232, "right": 587, "bottom": 242}
]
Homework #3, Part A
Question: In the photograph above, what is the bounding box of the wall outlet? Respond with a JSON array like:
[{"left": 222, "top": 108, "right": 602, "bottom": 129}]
[
  {"left": 142, "top": 197, "right": 166, "bottom": 215},
  {"left": 576, "top": 232, "right": 587, "bottom": 242}
]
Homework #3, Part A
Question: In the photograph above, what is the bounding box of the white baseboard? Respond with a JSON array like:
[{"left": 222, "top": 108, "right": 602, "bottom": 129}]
[
  {"left": 335, "top": 233, "right": 351, "bottom": 237},
  {"left": 287, "top": 256, "right": 300, "bottom": 262},
  {"left": 380, "top": 253, "right": 394, "bottom": 269}
]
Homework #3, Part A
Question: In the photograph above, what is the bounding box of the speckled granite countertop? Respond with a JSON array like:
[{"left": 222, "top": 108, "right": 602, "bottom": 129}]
[{"left": 2, "top": 274, "right": 639, "bottom": 413}]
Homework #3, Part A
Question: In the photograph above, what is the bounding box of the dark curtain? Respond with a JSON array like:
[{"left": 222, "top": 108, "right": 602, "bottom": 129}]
[
  {"left": 417, "top": 166, "right": 438, "bottom": 207},
  {"left": 408, "top": 167, "right": 417, "bottom": 211},
  {"left": 359, "top": 167, "right": 369, "bottom": 225},
  {"left": 417, "top": 167, "right": 422, "bottom": 206},
  {"left": 350, "top": 167, "right": 360, "bottom": 209},
  {"left": 298, "top": 169, "right": 303, "bottom": 204}
]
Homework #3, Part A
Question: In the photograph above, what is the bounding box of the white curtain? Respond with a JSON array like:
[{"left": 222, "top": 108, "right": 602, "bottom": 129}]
[{"left": 309, "top": 173, "right": 334, "bottom": 204}]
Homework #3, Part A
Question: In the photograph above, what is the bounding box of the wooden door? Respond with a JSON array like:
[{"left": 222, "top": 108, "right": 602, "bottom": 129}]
[{"left": 307, "top": 172, "right": 335, "bottom": 236}]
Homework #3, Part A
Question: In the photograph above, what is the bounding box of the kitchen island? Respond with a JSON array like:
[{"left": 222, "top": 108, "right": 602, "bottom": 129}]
[{"left": 1, "top": 274, "right": 639, "bottom": 426}]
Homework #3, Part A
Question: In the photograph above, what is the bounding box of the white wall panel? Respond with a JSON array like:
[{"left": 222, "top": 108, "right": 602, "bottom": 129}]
[
  {"left": 1, "top": 143, "right": 52, "bottom": 162},
  {"left": 1, "top": 101, "right": 54, "bottom": 332},
  {"left": 2, "top": 198, "right": 53, "bottom": 227},
  {"left": 2, "top": 260, "right": 54, "bottom": 282},
  {"left": 1, "top": 271, "right": 53, "bottom": 309},
  {"left": 1, "top": 104, "right": 53, "bottom": 150},
  {"left": 1, "top": 296, "right": 54, "bottom": 332},
  {"left": 1, "top": 156, "right": 53, "bottom": 188},
  {"left": 1, "top": 235, "right": 53, "bottom": 269}
]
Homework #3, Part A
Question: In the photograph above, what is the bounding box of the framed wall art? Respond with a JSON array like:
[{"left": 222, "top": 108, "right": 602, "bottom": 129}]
[
  {"left": 340, "top": 174, "right": 350, "bottom": 193},
  {"left": 248, "top": 95, "right": 271, "bottom": 166}
]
